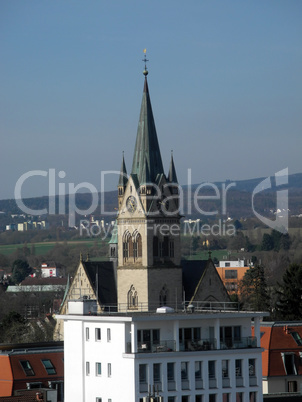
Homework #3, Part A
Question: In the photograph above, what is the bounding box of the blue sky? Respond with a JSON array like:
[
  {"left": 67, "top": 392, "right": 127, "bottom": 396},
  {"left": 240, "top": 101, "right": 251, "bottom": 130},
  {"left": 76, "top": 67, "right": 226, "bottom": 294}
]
[{"left": 1, "top": 0, "right": 301, "bottom": 200}]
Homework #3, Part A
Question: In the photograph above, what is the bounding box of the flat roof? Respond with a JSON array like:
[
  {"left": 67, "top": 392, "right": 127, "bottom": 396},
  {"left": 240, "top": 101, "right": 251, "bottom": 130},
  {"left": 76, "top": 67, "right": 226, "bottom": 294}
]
[{"left": 59, "top": 310, "right": 268, "bottom": 323}]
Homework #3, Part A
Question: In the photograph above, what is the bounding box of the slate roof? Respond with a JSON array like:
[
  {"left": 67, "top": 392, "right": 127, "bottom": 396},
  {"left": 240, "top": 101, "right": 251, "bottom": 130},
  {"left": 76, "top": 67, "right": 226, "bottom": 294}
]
[
  {"left": 182, "top": 260, "right": 208, "bottom": 301},
  {"left": 21, "top": 277, "right": 67, "bottom": 286},
  {"left": 118, "top": 154, "right": 128, "bottom": 187},
  {"left": 168, "top": 154, "right": 178, "bottom": 184},
  {"left": 131, "top": 76, "right": 164, "bottom": 186},
  {"left": 182, "top": 259, "right": 230, "bottom": 304},
  {"left": 81, "top": 261, "right": 117, "bottom": 305}
]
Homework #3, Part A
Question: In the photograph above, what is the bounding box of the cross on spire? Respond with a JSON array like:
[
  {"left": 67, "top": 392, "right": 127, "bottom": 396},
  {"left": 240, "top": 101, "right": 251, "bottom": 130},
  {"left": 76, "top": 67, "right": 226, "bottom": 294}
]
[{"left": 142, "top": 49, "right": 149, "bottom": 76}]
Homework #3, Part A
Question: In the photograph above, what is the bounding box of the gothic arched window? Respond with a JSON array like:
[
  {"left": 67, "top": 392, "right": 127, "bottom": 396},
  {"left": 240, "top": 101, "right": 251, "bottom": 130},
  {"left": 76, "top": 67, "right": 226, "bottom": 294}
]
[
  {"left": 133, "top": 231, "right": 142, "bottom": 261},
  {"left": 128, "top": 285, "right": 138, "bottom": 309},
  {"left": 123, "top": 231, "right": 131, "bottom": 262},
  {"left": 153, "top": 236, "right": 159, "bottom": 257}
]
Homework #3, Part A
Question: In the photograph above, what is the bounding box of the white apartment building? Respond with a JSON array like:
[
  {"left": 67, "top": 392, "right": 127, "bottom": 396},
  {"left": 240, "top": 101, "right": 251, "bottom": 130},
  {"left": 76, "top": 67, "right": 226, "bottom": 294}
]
[
  {"left": 61, "top": 300, "right": 266, "bottom": 402},
  {"left": 218, "top": 261, "right": 247, "bottom": 268}
]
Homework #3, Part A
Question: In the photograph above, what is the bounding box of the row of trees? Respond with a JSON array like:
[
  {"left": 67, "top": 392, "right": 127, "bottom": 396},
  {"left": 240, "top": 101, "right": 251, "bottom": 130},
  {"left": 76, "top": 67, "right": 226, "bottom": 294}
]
[
  {"left": 185, "top": 229, "right": 293, "bottom": 255},
  {"left": 239, "top": 261, "right": 302, "bottom": 320}
]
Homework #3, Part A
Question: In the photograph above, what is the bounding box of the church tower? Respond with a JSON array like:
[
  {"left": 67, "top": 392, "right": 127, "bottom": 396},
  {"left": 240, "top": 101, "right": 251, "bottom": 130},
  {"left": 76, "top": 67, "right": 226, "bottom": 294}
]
[{"left": 116, "top": 58, "right": 182, "bottom": 311}]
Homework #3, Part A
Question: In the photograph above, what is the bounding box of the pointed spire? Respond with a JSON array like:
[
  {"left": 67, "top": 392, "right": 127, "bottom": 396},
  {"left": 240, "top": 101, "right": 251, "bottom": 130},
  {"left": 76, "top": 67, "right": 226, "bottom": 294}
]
[
  {"left": 139, "top": 155, "right": 151, "bottom": 185},
  {"left": 168, "top": 151, "right": 178, "bottom": 183},
  {"left": 131, "top": 61, "right": 164, "bottom": 185},
  {"left": 118, "top": 152, "right": 128, "bottom": 187}
]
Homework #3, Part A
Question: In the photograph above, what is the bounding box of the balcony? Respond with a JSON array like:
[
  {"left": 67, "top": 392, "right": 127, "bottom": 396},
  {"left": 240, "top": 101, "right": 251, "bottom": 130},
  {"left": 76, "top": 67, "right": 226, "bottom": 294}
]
[
  {"left": 220, "top": 336, "right": 257, "bottom": 349},
  {"left": 136, "top": 340, "right": 176, "bottom": 353},
  {"left": 127, "top": 336, "right": 257, "bottom": 354},
  {"left": 181, "top": 338, "right": 217, "bottom": 351}
]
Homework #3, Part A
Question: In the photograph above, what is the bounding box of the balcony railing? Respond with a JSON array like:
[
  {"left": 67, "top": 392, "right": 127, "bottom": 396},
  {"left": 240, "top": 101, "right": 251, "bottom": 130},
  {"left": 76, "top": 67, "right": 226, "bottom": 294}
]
[
  {"left": 136, "top": 340, "right": 176, "bottom": 353},
  {"left": 127, "top": 336, "right": 257, "bottom": 354},
  {"left": 220, "top": 336, "right": 257, "bottom": 349},
  {"left": 181, "top": 338, "right": 217, "bottom": 351}
]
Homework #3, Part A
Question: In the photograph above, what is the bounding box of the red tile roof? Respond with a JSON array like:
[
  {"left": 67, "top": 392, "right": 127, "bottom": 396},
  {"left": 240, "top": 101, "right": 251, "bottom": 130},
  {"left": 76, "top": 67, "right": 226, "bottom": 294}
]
[
  {"left": 258, "top": 323, "right": 302, "bottom": 377},
  {"left": 0, "top": 345, "right": 63, "bottom": 397}
]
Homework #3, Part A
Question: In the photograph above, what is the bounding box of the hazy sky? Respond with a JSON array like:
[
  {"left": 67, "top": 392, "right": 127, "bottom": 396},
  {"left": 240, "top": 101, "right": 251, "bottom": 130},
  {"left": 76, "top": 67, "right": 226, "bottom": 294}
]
[{"left": 1, "top": 0, "right": 301, "bottom": 200}]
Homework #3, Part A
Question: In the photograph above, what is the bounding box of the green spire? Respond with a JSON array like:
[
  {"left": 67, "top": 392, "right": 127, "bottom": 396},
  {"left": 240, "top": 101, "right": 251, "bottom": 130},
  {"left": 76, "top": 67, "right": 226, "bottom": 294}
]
[
  {"left": 131, "top": 74, "right": 164, "bottom": 185},
  {"left": 168, "top": 152, "right": 178, "bottom": 183},
  {"left": 118, "top": 153, "right": 128, "bottom": 187}
]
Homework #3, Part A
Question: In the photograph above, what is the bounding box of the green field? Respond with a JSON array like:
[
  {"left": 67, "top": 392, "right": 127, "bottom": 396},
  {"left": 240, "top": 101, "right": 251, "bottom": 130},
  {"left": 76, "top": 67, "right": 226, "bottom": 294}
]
[
  {"left": 0, "top": 239, "right": 107, "bottom": 256},
  {"left": 185, "top": 249, "right": 239, "bottom": 261}
]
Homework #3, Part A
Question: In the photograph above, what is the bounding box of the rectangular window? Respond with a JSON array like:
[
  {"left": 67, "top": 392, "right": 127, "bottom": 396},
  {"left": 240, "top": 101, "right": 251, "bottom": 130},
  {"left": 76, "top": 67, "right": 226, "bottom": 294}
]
[
  {"left": 86, "top": 327, "right": 89, "bottom": 341},
  {"left": 86, "top": 362, "right": 90, "bottom": 376},
  {"left": 249, "top": 359, "right": 256, "bottom": 376},
  {"left": 282, "top": 353, "right": 297, "bottom": 375},
  {"left": 139, "top": 364, "right": 147, "bottom": 383},
  {"left": 235, "top": 360, "right": 242, "bottom": 377},
  {"left": 234, "top": 326, "right": 241, "bottom": 341},
  {"left": 95, "top": 328, "right": 101, "bottom": 341},
  {"left": 288, "top": 381, "right": 297, "bottom": 392},
  {"left": 196, "top": 396, "right": 203, "bottom": 402},
  {"left": 169, "top": 241, "right": 174, "bottom": 257},
  {"left": 96, "top": 362, "right": 102, "bottom": 376},
  {"left": 153, "top": 363, "right": 161, "bottom": 383},
  {"left": 159, "top": 241, "right": 164, "bottom": 257},
  {"left": 107, "top": 363, "right": 111, "bottom": 377},
  {"left": 96, "top": 398, "right": 102, "bottom": 402},
  {"left": 20, "top": 360, "right": 35, "bottom": 376},
  {"left": 107, "top": 328, "right": 111, "bottom": 342},
  {"left": 41, "top": 359, "right": 56, "bottom": 375},
  {"left": 291, "top": 331, "right": 302, "bottom": 346},
  {"left": 225, "top": 270, "right": 237, "bottom": 279},
  {"left": 236, "top": 392, "right": 243, "bottom": 402},
  {"left": 167, "top": 362, "right": 175, "bottom": 381},
  {"left": 168, "top": 398, "right": 175, "bottom": 402},
  {"left": 209, "top": 395, "right": 216, "bottom": 402},
  {"left": 195, "top": 361, "right": 202, "bottom": 379},
  {"left": 137, "top": 329, "right": 160, "bottom": 350},
  {"left": 208, "top": 361, "right": 216, "bottom": 379},
  {"left": 249, "top": 391, "right": 257, "bottom": 402},
  {"left": 220, "top": 326, "right": 241, "bottom": 347},
  {"left": 223, "top": 394, "right": 230, "bottom": 402},
  {"left": 222, "top": 360, "right": 229, "bottom": 378},
  {"left": 181, "top": 362, "right": 189, "bottom": 380}
]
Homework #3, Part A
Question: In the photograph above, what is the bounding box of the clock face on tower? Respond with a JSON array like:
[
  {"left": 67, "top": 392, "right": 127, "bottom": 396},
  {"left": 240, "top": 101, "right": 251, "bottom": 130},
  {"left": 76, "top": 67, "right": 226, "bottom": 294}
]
[{"left": 126, "top": 195, "right": 137, "bottom": 213}]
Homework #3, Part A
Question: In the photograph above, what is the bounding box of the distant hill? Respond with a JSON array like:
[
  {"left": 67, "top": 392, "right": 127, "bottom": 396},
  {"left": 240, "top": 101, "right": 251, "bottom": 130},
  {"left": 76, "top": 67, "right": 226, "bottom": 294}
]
[{"left": 0, "top": 173, "right": 301, "bottom": 224}]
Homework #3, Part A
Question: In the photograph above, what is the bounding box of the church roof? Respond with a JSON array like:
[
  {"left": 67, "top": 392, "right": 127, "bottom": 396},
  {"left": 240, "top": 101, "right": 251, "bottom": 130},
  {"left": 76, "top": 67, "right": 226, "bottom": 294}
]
[
  {"left": 82, "top": 261, "right": 117, "bottom": 305},
  {"left": 168, "top": 154, "right": 178, "bottom": 184},
  {"left": 118, "top": 154, "right": 128, "bottom": 187},
  {"left": 131, "top": 76, "right": 164, "bottom": 185},
  {"left": 182, "top": 259, "right": 230, "bottom": 304},
  {"left": 182, "top": 260, "right": 208, "bottom": 301}
]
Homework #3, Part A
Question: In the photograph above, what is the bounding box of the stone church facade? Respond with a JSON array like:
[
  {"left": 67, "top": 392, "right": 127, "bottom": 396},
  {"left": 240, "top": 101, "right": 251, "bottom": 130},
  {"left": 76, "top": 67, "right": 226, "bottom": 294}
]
[{"left": 116, "top": 69, "right": 182, "bottom": 312}]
